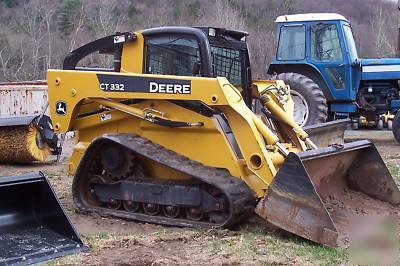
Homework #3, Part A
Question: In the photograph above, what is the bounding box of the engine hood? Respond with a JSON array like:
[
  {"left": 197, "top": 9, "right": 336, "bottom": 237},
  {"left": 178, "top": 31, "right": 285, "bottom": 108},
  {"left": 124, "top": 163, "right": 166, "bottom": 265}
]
[
  {"left": 361, "top": 58, "right": 400, "bottom": 80},
  {"left": 362, "top": 58, "right": 400, "bottom": 66}
]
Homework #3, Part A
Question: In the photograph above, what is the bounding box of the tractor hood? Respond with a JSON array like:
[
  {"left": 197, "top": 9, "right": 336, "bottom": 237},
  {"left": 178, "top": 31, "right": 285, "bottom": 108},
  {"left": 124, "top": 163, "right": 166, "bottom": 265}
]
[{"left": 361, "top": 58, "right": 400, "bottom": 80}]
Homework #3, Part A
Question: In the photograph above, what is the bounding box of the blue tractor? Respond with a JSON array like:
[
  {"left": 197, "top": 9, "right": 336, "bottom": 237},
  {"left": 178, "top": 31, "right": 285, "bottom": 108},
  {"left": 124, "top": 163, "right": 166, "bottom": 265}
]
[{"left": 267, "top": 13, "right": 400, "bottom": 143}]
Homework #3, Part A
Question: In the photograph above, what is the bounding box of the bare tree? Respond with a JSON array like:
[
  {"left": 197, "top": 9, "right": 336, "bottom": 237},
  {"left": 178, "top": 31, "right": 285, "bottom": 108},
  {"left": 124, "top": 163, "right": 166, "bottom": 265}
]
[
  {"left": 68, "top": 3, "right": 86, "bottom": 52},
  {"left": 43, "top": 1, "right": 56, "bottom": 69},
  {"left": 1, "top": 0, "right": 399, "bottom": 82},
  {"left": 0, "top": 47, "right": 12, "bottom": 80},
  {"left": 196, "top": 0, "right": 246, "bottom": 30},
  {"left": 21, "top": 0, "right": 45, "bottom": 79},
  {"left": 370, "top": 1, "right": 396, "bottom": 57}
]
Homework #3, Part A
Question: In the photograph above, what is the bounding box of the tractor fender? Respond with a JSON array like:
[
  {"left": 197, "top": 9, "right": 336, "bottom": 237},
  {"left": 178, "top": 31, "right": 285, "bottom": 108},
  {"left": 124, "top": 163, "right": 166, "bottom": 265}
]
[{"left": 268, "top": 63, "right": 333, "bottom": 102}]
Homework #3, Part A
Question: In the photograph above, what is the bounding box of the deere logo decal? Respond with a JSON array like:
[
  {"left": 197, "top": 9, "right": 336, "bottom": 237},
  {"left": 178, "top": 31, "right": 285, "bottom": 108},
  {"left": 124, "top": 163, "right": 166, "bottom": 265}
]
[
  {"left": 55, "top": 101, "right": 67, "bottom": 116},
  {"left": 97, "top": 74, "right": 191, "bottom": 94},
  {"left": 149, "top": 82, "right": 191, "bottom": 94}
]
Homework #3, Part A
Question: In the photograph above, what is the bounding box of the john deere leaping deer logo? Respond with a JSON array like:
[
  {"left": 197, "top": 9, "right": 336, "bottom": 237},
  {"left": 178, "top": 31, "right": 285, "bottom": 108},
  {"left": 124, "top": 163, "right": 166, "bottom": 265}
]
[{"left": 55, "top": 101, "right": 67, "bottom": 116}]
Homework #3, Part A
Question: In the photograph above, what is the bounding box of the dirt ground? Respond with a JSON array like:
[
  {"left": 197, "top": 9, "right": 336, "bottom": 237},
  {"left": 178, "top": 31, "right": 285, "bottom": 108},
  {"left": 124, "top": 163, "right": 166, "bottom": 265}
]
[{"left": 0, "top": 130, "right": 399, "bottom": 265}]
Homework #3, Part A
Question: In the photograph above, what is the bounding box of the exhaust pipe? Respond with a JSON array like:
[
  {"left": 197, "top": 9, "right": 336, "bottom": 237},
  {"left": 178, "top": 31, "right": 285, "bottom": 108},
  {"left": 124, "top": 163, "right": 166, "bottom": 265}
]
[{"left": 397, "top": 27, "right": 400, "bottom": 58}]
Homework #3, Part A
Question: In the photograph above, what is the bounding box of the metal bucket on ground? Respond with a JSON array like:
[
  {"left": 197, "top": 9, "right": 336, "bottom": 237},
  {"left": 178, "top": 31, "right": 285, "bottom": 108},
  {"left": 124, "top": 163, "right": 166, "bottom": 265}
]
[
  {"left": 0, "top": 172, "right": 86, "bottom": 265},
  {"left": 304, "top": 119, "right": 349, "bottom": 147},
  {"left": 256, "top": 140, "right": 400, "bottom": 247}
]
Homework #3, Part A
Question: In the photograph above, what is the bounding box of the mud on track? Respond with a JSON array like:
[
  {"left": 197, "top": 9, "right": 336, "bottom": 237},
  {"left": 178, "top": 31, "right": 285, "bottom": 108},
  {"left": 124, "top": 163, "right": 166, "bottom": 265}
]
[{"left": 0, "top": 130, "right": 398, "bottom": 265}]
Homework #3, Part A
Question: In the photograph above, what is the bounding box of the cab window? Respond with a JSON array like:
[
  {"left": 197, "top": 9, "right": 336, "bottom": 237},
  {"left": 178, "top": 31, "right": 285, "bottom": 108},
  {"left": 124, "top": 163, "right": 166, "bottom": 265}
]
[
  {"left": 311, "top": 24, "right": 343, "bottom": 62},
  {"left": 145, "top": 35, "right": 201, "bottom": 76},
  {"left": 343, "top": 24, "right": 358, "bottom": 62},
  {"left": 211, "top": 46, "right": 242, "bottom": 86},
  {"left": 277, "top": 25, "right": 306, "bottom": 61}
]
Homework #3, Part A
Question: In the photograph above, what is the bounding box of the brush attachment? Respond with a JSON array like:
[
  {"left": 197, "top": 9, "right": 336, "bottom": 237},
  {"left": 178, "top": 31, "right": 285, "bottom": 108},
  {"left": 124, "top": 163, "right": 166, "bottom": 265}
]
[{"left": 0, "top": 123, "right": 51, "bottom": 163}]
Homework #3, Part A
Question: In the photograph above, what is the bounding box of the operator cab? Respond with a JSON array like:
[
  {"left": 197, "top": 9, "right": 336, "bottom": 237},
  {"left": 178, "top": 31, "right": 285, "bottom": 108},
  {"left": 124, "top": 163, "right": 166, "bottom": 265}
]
[
  {"left": 273, "top": 13, "right": 358, "bottom": 101},
  {"left": 63, "top": 26, "right": 253, "bottom": 107},
  {"left": 142, "top": 27, "right": 253, "bottom": 106}
]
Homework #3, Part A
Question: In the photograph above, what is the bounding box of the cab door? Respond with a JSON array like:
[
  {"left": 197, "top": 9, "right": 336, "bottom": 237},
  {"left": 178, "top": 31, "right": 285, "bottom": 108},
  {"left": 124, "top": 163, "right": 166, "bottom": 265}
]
[
  {"left": 144, "top": 34, "right": 203, "bottom": 77},
  {"left": 342, "top": 23, "right": 360, "bottom": 101},
  {"left": 309, "top": 22, "right": 350, "bottom": 100}
]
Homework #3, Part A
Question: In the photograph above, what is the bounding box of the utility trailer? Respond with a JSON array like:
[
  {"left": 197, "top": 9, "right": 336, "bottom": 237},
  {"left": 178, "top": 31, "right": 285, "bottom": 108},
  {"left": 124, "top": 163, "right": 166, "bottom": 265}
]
[{"left": 0, "top": 81, "right": 48, "bottom": 117}]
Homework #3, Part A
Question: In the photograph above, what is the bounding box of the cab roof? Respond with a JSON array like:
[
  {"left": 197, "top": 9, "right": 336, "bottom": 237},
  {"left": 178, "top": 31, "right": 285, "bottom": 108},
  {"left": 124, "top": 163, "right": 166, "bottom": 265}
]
[
  {"left": 275, "top": 13, "right": 349, "bottom": 23},
  {"left": 141, "top": 26, "right": 248, "bottom": 41},
  {"left": 195, "top": 27, "right": 248, "bottom": 41}
]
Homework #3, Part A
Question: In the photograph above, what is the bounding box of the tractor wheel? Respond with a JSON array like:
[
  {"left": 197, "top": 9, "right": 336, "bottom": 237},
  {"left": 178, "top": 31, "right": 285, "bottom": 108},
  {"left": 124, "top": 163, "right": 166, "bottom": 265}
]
[
  {"left": 392, "top": 112, "right": 400, "bottom": 144},
  {"left": 388, "top": 120, "right": 393, "bottom": 130},
  {"left": 271, "top": 72, "right": 328, "bottom": 127}
]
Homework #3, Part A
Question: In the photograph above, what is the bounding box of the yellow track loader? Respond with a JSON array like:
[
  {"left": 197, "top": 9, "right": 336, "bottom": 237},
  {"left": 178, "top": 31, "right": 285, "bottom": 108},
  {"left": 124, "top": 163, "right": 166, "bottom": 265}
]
[{"left": 47, "top": 27, "right": 400, "bottom": 247}]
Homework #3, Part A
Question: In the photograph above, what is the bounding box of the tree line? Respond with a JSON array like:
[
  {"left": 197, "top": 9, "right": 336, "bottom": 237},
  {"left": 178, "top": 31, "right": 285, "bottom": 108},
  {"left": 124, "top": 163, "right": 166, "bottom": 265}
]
[{"left": 0, "top": 0, "right": 398, "bottom": 81}]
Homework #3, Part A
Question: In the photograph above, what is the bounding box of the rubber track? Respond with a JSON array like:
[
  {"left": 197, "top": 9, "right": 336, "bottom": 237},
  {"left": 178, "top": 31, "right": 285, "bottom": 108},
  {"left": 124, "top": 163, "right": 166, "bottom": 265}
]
[{"left": 73, "top": 133, "right": 256, "bottom": 228}]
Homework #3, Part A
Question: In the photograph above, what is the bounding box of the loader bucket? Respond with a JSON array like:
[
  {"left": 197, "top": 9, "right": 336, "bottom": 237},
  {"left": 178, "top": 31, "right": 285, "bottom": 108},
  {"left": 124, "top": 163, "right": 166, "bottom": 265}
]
[
  {"left": 0, "top": 172, "right": 86, "bottom": 265},
  {"left": 304, "top": 119, "right": 349, "bottom": 147},
  {"left": 255, "top": 140, "right": 400, "bottom": 247}
]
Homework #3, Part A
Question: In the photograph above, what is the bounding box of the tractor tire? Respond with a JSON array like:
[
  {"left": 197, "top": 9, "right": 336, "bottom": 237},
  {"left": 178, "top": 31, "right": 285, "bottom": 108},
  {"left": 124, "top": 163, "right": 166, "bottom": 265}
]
[
  {"left": 388, "top": 120, "right": 393, "bottom": 130},
  {"left": 392, "top": 112, "right": 400, "bottom": 144},
  {"left": 270, "top": 72, "right": 328, "bottom": 127}
]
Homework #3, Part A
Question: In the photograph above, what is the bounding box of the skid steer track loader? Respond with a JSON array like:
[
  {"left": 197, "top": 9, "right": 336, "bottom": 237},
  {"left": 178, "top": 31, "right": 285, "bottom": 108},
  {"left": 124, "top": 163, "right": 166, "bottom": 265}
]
[
  {"left": 0, "top": 172, "right": 86, "bottom": 265},
  {"left": 47, "top": 28, "right": 400, "bottom": 247}
]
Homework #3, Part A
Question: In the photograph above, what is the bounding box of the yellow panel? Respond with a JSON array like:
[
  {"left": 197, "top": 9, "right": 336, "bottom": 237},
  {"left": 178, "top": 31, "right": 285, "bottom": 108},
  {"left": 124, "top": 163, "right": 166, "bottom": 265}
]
[{"left": 120, "top": 32, "right": 145, "bottom": 73}]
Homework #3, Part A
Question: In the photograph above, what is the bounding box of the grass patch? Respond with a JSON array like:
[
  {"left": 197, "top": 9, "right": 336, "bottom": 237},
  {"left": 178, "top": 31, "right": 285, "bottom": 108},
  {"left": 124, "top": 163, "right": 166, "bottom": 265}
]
[
  {"left": 287, "top": 238, "right": 348, "bottom": 265},
  {"left": 43, "top": 170, "right": 60, "bottom": 179},
  {"left": 83, "top": 232, "right": 112, "bottom": 251},
  {"left": 388, "top": 165, "right": 400, "bottom": 182},
  {"left": 386, "top": 154, "right": 400, "bottom": 160},
  {"left": 48, "top": 226, "right": 349, "bottom": 265},
  {"left": 203, "top": 225, "right": 348, "bottom": 265},
  {"left": 153, "top": 226, "right": 174, "bottom": 236}
]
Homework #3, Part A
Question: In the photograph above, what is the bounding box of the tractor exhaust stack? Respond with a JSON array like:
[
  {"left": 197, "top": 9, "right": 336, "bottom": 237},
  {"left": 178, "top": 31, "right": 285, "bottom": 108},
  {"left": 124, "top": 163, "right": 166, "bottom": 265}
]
[{"left": 397, "top": 27, "right": 400, "bottom": 57}]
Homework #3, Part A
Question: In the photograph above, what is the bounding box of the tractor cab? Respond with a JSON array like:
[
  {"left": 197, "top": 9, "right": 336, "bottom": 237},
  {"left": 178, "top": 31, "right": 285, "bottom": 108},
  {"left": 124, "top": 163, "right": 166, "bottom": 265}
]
[
  {"left": 142, "top": 27, "right": 253, "bottom": 106},
  {"left": 270, "top": 13, "right": 359, "bottom": 103}
]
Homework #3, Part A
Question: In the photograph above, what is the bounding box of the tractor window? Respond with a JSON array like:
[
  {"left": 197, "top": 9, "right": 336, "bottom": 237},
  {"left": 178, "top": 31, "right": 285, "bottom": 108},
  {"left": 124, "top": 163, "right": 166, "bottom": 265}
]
[
  {"left": 145, "top": 35, "right": 201, "bottom": 76},
  {"left": 343, "top": 24, "right": 358, "bottom": 62},
  {"left": 211, "top": 46, "right": 242, "bottom": 86},
  {"left": 277, "top": 25, "right": 306, "bottom": 61},
  {"left": 311, "top": 24, "right": 343, "bottom": 62}
]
